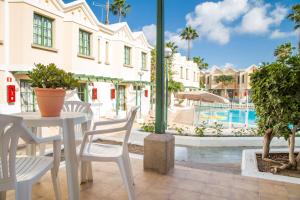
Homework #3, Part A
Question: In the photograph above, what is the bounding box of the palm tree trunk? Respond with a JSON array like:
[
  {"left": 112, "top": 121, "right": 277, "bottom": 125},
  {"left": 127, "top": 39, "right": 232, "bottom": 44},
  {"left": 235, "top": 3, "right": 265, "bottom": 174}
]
[
  {"left": 298, "top": 32, "right": 300, "bottom": 55},
  {"left": 187, "top": 40, "right": 190, "bottom": 60},
  {"left": 118, "top": 9, "right": 121, "bottom": 22}
]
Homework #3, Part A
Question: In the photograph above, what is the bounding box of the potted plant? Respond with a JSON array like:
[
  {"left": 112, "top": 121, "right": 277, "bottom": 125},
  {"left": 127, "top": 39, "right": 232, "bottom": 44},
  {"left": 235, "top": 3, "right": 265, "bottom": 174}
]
[{"left": 28, "top": 63, "right": 79, "bottom": 117}]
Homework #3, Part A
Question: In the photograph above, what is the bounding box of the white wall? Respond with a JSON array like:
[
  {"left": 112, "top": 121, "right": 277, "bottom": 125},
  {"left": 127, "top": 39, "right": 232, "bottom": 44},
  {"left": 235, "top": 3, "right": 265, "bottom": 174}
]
[{"left": 172, "top": 53, "right": 199, "bottom": 89}]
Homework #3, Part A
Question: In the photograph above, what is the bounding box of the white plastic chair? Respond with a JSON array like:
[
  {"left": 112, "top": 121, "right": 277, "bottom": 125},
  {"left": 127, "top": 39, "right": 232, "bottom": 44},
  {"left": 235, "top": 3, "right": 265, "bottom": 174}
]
[
  {"left": 62, "top": 101, "right": 93, "bottom": 139},
  {"left": 79, "top": 106, "right": 138, "bottom": 200},
  {"left": 37, "top": 101, "right": 92, "bottom": 156},
  {"left": 0, "top": 114, "right": 61, "bottom": 200}
]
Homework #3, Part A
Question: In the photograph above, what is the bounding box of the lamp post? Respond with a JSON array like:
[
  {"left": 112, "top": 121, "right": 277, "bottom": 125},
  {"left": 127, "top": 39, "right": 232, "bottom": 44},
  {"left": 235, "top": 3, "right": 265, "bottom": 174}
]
[{"left": 164, "top": 47, "right": 172, "bottom": 129}]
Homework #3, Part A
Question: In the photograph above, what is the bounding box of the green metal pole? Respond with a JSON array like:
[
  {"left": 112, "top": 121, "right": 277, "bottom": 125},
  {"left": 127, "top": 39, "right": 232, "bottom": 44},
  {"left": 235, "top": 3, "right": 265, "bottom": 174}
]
[
  {"left": 155, "top": 0, "right": 165, "bottom": 134},
  {"left": 139, "top": 75, "right": 142, "bottom": 116},
  {"left": 150, "top": 84, "right": 153, "bottom": 111},
  {"left": 165, "top": 59, "right": 168, "bottom": 129},
  {"left": 115, "top": 84, "right": 119, "bottom": 117},
  {"left": 84, "top": 82, "right": 89, "bottom": 102},
  {"left": 135, "top": 83, "right": 138, "bottom": 106}
]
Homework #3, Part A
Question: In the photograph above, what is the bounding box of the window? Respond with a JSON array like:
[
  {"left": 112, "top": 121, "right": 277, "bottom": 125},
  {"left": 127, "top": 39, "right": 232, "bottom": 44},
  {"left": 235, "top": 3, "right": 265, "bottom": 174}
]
[
  {"left": 242, "top": 75, "right": 245, "bottom": 83},
  {"left": 237, "top": 76, "right": 240, "bottom": 84},
  {"left": 186, "top": 68, "right": 189, "bottom": 80},
  {"left": 141, "top": 52, "right": 147, "bottom": 70},
  {"left": 105, "top": 41, "right": 110, "bottom": 64},
  {"left": 33, "top": 13, "right": 53, "bottom": 47},
  {"left": 79, "top": 30, "right": 91, "bottom": 56},
  {"left": 207, "top": 76, "right": 210, "bottom": 84},
  {"left": 20, "top": 80, "right": 37, "bottom": 112},
  {"left": 124, "top": 46, "right": 131, "bottom": 65},
  {"left": 180, "top": 67, "right": 183, "bottom": 79}
]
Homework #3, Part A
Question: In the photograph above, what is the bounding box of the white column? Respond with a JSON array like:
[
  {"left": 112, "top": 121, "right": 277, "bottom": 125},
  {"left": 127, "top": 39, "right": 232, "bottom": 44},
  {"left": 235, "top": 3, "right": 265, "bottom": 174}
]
[{"left": 3, "top": 0, "right": 9, "bottom": 70}]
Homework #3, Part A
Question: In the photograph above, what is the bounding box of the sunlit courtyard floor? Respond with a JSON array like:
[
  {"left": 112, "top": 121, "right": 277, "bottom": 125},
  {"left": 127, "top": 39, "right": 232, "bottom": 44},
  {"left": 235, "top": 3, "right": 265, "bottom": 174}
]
[{"left": 6, "top": 158, "right": 300, "bottom": 200}]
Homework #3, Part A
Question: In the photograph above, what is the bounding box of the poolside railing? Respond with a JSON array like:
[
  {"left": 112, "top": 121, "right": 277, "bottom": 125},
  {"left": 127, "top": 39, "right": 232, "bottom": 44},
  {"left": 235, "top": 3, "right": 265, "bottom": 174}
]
[{"left": 194, "top": 102, "right": 255, "bottom": 110}]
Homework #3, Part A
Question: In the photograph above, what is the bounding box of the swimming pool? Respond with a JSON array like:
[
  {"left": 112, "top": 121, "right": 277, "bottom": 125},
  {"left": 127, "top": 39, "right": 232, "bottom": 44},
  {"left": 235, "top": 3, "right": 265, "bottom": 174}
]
[{"left": 195, "top": 108, "right": 257, "bottom": 126}]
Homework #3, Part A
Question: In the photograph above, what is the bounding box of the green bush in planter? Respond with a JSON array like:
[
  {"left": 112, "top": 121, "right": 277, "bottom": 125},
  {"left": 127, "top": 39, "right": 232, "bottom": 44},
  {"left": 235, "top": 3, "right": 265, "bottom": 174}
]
[{"left": 28, "top": 63, "right": 78, "bottom": 89}]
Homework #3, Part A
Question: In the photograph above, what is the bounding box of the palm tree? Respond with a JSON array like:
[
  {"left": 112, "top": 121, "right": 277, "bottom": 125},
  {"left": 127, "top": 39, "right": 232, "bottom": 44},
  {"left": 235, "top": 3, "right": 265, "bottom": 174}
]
[
  {"left": 287, "top": 3, "right": 300, "bottom": 54},
  {"left": 274, "top": 42, "right": 295, "bottom": 61},
  {"left": 193, "top": 56, "right": 208, "bottom": 70},
  {"left": 180, "top": 26, "right": 199, "bottom": 60},
  {"left": 166, "top": 41, "right": 178, "bottom": 56},
  {"left": 110, "top": 0, "right": 131, "bottom": 23}
]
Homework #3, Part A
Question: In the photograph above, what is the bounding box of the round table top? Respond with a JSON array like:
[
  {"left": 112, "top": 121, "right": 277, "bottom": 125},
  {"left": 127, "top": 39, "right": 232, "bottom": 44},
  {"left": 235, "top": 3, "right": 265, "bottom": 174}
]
[{"left": 13, "top": 112, "right": 90, "bottom": 127}]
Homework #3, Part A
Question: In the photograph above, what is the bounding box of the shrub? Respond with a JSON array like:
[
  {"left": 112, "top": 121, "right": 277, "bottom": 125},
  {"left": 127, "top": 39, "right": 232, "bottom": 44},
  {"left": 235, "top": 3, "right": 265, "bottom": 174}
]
[
  {"left": 28, "top": 63, "right": 78, "bottom": 89},
  {"left": 141, "top": 121, "right": 155, "bottom": 133},
  {"left": 212, "top": 122, "right": 223, "bottom": 136},
  {"left": 195, "top": 122, "right": 206, "bottom": 137}
]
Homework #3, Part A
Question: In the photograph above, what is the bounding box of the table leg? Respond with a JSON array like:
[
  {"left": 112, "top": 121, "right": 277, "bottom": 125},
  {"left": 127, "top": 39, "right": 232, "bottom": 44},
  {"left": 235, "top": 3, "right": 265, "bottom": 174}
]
[
  {"left": 26, "top": 127, "right": 37, "bottom": 156},
  {"left": 62, "top": 119, "right": 80, "bottom": 200}
]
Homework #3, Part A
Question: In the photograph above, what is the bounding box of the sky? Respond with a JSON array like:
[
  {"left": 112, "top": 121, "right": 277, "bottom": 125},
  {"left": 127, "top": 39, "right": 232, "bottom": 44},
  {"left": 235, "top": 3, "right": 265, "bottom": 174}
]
[{"left": 65, "top": 0, "right": 299, "bottom": 69}]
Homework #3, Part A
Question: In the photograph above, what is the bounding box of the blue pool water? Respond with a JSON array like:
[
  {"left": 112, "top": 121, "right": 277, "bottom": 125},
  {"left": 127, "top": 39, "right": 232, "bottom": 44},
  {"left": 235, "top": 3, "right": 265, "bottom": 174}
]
[{"left": 198, "top": 109, "right": 257, "bottom": 125}]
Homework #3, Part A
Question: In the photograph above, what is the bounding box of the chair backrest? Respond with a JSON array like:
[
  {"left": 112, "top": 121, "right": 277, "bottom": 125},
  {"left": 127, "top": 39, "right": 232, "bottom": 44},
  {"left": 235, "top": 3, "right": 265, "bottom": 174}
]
[
  {"left": 122, "top": 106, "right": 139, "bottom": 151},
  {"left": 63, "top": 101, "right": 92, "bottom": 114},
  {"left": 0, "top": 114, "right": 23, "bottom": 191}
]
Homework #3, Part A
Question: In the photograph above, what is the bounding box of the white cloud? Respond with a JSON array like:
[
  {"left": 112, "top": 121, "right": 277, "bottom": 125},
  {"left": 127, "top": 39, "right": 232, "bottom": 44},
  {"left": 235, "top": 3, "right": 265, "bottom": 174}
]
[
  {"left": 238, "top": 4, "right": 288, "bottom": 34},
  {"left": 141, "top": 25, "right": 188, "bottom": 50},
  {"left": 186, "top": 0, "right": 248, "bottom": 45},
  {"left": 142, "top": 24, "right": 156, "bottom": 45},
  {"left": 185, "top": 0, "right": 289, "bottom": 44},
  {"left": 165, "top": 31, "right": 188, "bottom": 50},
  {"left": 270, "top": 29, "right": 298, "bottom": 39}
]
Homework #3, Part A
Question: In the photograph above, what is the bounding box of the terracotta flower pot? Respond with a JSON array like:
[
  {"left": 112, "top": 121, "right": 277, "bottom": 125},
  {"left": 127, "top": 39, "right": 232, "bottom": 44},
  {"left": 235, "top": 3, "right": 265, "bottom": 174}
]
[{"left": 34, "top": 88, "right": 66, "bottom": 117}]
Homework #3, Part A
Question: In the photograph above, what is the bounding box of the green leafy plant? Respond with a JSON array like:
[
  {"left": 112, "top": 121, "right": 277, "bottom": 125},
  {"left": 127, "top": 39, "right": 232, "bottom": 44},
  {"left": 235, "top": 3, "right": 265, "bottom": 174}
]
[
  {"left": 28, "top": 63, "right": 78, "bottom": 89},
  {"left": 233, "top": 128, "right": 247, "bottom": 136},
  {"left": 175, "top": 127, "right": 184, "bottom": 135},
  {"left": 248, "top": 128, "right": 258, "bottom": 136},
  {"left": 141, "top": 121, "right": 155, "bottom": 133},
  {"left": 212, "top": 122, "right": 223, "bottom": 136},
  {"left": 195, "top": 121, "right": 206, "bottom": 137}
]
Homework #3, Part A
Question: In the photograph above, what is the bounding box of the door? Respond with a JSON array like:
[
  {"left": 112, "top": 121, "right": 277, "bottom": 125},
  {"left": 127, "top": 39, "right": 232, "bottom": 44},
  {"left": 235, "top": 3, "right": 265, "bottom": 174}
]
[
  {"left": 77, "top": 83, "right": 88, "bottom": 102},
  {"left": 118, "top": 85, "right": 126, "bottom": 111}
]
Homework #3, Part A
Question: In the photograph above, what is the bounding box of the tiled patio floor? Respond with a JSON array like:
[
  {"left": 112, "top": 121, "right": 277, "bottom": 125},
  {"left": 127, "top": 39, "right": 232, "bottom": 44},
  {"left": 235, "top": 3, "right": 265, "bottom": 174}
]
[{"left": 6, "top": 158, "right": 300, "bottom": 200}]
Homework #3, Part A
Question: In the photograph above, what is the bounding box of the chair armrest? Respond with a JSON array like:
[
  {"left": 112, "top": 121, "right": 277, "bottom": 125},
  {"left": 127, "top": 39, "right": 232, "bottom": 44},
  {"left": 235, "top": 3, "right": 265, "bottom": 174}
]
[
  {"left": 86, "top": 126, "right": 127, "bottom": 136},
  {"left": 79, "top": 126, "right": 127, "bottom": 156},
  {"left": 93, "top": 118, "right": 127, "bottom": 129},
  {"left": 33, "top": 135, "right": 61, "bottom": 144}
]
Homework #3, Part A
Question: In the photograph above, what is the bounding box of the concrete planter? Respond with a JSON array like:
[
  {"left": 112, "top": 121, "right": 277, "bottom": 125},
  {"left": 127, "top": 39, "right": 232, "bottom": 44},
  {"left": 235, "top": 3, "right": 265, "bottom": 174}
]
[
  {"left": 144, "top": 133, "right": 175, "bottom": 174},
  {"left": 241, "top": 149, "right": 300, "bottom": 184}
]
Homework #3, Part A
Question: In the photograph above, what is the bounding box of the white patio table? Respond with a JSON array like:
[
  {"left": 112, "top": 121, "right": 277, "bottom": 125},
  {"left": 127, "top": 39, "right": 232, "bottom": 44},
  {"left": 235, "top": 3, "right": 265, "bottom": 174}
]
[{"left": 13, "top": 112, "right": 91, "bottom": 200}]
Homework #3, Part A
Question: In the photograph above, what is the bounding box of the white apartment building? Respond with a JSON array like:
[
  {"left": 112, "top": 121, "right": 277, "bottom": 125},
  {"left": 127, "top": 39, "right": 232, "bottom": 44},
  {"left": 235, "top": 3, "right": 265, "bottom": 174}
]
[
  {"left": 171, "top": 53, "right": 200, "bottom": 90},
  {"left": 0, "top": 0, "right": 153, "bottom": 118},
  {"left": 201, "top": 65, "right": 258, "bottom": 103}
]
